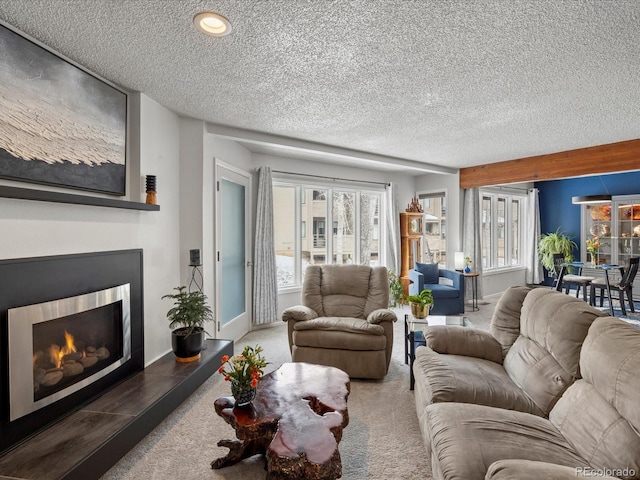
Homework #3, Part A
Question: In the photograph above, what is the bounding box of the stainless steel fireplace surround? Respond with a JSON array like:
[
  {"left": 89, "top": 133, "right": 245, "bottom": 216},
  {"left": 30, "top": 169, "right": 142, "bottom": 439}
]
[{"left": 8, "top": 283, "right": 131, "bottom": 421}]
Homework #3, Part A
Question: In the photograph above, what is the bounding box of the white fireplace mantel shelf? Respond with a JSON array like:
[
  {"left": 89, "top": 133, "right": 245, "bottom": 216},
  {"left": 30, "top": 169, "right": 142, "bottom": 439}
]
[{"left": 0, "top": 185, "right": 160, "bottom": 211}]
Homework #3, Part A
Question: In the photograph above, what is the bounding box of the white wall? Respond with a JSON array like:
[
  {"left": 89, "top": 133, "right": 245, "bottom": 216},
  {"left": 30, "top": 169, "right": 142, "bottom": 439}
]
[
  {"left": 137, "top": 94, "right": 182, "bottom": 364},
  {"left": 0, "top": 93, "right": 182, "bottom": 365}
]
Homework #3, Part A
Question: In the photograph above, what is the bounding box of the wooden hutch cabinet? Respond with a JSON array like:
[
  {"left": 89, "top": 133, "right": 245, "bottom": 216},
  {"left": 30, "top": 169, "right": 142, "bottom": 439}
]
[{"left": 400, "top": 212, "right": 425, "bottom": 296}]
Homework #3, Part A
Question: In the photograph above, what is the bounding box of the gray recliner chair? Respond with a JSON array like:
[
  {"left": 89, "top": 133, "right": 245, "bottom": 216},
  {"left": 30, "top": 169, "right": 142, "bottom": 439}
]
[{"left": 282, "top": 265, "right": 397, "bottom": 379}]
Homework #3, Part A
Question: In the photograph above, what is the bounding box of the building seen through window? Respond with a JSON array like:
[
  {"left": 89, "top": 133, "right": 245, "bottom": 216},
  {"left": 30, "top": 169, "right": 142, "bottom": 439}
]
[{"left": 274, "top": 183, "right": 382, "bottom": 288}]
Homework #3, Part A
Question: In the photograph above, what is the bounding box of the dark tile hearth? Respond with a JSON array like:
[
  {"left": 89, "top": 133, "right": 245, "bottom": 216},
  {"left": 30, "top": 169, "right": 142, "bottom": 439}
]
[{"left": 0, "top": 339, "right": 233, "bottom": 480}]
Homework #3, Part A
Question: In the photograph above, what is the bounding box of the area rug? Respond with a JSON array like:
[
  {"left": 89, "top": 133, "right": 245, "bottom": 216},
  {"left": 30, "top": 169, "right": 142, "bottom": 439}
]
[
  {"left": 100, "top": 303, "right": 497, "bottom": 480},
  {"left": 593, "top": 299, "right": 640, "bottom": 327}
]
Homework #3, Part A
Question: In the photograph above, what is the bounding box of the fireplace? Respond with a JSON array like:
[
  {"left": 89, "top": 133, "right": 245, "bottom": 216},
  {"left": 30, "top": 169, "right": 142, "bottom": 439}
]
[
  {"left": 8, "top": 284, "right": 131, "bottom": 422},
  {"left": 0, "top": 250, "right": 144, "bottom": 454}
]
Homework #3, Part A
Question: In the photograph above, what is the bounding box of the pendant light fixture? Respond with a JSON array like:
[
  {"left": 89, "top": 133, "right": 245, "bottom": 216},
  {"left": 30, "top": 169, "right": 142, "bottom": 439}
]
[
  {"left": 571, "top": 194, "right": 612, "bottom": 204},
  {"left": 571, "top": 176, "right": 612, "bottom": 204}
]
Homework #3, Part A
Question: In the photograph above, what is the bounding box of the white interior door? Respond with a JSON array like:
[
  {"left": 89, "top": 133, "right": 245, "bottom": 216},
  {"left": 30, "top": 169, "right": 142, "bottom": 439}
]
[{"left": 215, "top": 162, "right": 251, "bottom": 341}]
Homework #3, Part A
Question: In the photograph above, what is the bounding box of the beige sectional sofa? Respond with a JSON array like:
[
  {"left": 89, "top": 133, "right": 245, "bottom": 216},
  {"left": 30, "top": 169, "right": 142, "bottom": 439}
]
[
  {"left": 414, "top": 287, "right": 608, "bottom": 420},
  {"left": 413, "top": 287, "right": 640, "bottom": 479}
]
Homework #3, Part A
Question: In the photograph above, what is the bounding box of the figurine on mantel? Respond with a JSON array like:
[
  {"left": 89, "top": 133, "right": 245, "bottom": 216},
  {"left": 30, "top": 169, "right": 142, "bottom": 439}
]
[{"left": 405, "top": 197, "right": 423, "bottom": 213}]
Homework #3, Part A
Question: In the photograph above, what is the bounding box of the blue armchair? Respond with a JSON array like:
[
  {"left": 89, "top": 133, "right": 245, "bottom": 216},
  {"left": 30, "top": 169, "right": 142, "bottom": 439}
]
[{"left": 408, "top": 262, "right": 465, "bottom": 315}]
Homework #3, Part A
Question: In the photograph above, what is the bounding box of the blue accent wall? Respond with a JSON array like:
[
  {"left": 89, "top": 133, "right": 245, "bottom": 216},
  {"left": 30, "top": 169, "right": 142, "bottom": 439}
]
[
  {"left": 536, "top": 171, "right": 640, "bottom": 283},
  {"left": 535, "top": 171, "right": 640, "bottom": 255}
]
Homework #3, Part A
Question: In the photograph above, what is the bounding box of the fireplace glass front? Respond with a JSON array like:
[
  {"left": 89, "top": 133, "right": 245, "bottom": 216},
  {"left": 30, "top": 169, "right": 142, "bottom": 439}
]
[{"left": 8, "top": 284, "right": 131, "bottom": 421}]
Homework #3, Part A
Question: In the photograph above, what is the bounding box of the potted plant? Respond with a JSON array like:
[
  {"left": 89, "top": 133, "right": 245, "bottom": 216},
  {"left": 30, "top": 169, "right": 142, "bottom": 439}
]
[
  {"left": 389, "top": 271, "right": 406, "bottom": 307},
  {"left": 538, "top": 229, "right": 577, "bottom": 275},
  {"left": 407, "top": 288, "right": 434, "bottom": 319},
  {"left": 218, "top": 345, "right": 268, "bottom": 406},
  {"left": 162, "top": 286, "right": 214, "bottom": 362}
]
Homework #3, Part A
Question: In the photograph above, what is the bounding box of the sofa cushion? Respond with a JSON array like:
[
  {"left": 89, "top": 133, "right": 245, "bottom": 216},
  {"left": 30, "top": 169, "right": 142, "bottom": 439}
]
[
  {"left": 423, "top": 326, "right": 503, "bottom": 363},
  {"left": 486, "top": 459, "right": 620, "bottom": 480},
  {"left": 489, "top": 285, "right": 530, "bottom": 357},
  {"left": 547, "top": 317, "right": 640, "bottom": 478},
  {"left": 503, "top": 336, "right": 574, "bottom": 415},
  {"left": 579, "top": 317, "right": 640, "bottom": 433},
  {"left": 303, "top": 265, "right": 368, "bottom": 318},
  {"left": 425, "top": 403, "right": 589, "bottom": 480},
  {"left": 503, "top": 288, "right": 607, "bottom": 415},
  {"left": 427, "top": 284, "right": 460, "bottom": 299},
  {"left": 415, "top": 261, "right": 439, "bottom": 284},
  {"left": 293, "top": 316, "right": 384, "bottom": 335},
  {"left": 550, "top": 381, "right": 640, "bottom": 478},
  {"left": 414, "top": 346, "right": 543, "bottom": 416},
  {"left": 293, "top": 329, "right": 387, "bottom": 351}
]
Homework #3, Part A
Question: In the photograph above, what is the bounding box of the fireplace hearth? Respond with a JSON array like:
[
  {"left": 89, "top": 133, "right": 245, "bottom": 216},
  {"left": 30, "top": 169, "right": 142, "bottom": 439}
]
[
  {"left": 0, "top": 250, "right": 144, "bottom": 454},
  {"left": 9, "top": 283, "right": 131, "bottom": 422}
]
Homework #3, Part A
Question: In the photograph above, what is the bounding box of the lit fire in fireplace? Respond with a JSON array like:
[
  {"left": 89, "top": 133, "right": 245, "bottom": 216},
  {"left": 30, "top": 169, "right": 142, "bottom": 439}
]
[
  {"left": 49, "top": 331, "right": 77, "bottom": 369},
  {"left": 33, "top": 331, "right": 111, "bottom": 393}
]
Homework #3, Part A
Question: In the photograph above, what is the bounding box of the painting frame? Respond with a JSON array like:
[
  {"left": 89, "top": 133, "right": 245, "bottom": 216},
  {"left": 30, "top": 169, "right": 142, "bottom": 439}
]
[{"left": 0, "top": 21, "right": 128, "bottom": 197}]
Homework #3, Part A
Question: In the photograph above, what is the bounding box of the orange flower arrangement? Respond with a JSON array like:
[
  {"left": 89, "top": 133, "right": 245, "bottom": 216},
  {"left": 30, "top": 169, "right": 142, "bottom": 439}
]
[
  {"left": 586, "top": 236, "right": 600, "bottom": 256},
  {"left": 218, "top": 345, "right": 267, "bottom": 389}
]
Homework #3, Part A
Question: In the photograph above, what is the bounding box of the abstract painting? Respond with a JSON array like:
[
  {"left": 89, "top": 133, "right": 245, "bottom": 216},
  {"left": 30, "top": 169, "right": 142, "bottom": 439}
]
[{"left": 0, "top": 23, "right": 127, "bottom": 196}]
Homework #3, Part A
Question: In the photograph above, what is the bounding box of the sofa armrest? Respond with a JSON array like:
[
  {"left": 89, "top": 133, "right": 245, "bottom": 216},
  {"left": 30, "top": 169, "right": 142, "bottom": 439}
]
[
  {"left": 367, "top": 308, "right": 398, "bottom": 324},
  {"left": 424, "top": 325, "right": 503, "bottom": 364},
  {"left": 486, "top": 459, "right": 618, "bottom": 480},
  {"left": 282, "top": 306, "right": 318, "bottom": 352},
  {"left": 439, "top": 268, "right": 463, "bottom": 290},
  {"left": 282, "top": 305, "right": 318, "bottom": 323},
  {"left": 408, "top": 269, "right": 424, "bottom": 296}
]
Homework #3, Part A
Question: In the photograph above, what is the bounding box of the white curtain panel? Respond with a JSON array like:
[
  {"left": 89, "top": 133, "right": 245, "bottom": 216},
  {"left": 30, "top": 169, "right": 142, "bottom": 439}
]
[
  {"left": 462, "top": 187, "right": 483, "bottom": 300},
  {"left": 525, "top": 188, "right": 542, "bottom": 284},
  {"left": 253, "top": 167, "right": 278, "bottom": 325},
  {"left": 385, "top": 183, "right": 400, "bottom": 274}
]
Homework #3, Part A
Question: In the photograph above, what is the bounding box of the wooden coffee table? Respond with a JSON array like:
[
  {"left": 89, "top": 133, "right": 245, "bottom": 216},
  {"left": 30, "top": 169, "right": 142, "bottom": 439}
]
[{"left": 212, "top": 362, "right": 350, "bottom": 479}]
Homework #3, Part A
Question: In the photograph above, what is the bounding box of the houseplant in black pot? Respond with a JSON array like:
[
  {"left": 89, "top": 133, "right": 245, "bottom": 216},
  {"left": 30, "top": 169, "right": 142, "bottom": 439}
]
[{"left": 162, "top": 286, "right": 214, "bottom": 362}]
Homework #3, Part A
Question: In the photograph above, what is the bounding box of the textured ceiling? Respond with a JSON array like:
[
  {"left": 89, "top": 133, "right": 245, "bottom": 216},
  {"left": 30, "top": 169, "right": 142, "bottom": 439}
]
[{"left": 0, "top": 0, "right": 638, "bottom": 172}]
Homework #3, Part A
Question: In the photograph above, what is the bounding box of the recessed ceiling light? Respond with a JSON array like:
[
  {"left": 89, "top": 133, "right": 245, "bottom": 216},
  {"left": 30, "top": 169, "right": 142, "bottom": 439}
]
[{"left": 194, "top": 12, "right": 232, "bottom": 37}]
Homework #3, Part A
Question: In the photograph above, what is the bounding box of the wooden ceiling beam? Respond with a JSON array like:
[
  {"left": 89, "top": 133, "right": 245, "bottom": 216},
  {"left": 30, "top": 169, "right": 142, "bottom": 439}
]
[{"left": 459, "top": 138, "right": 640, "bottom": 189}]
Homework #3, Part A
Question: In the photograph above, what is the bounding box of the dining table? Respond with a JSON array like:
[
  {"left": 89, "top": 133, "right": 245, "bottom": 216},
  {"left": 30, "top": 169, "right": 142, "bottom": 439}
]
[{"left": 556, "top": 262, "right": 624, "bottom": 316}]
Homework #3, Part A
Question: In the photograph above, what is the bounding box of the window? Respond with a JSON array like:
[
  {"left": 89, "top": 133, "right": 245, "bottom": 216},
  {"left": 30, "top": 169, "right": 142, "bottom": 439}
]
[
  {"left": 419, "top": 192, "right": 447, "bottom": 266},
  {"left": 273, "top": 185, "right": 296, "bottom": 287},
  {"left": 273, "top": 181, "right": 384, "bottom": 288},
  {"left": 481, "top": 190, "right": 525, "bottom": 269},
  {"left": 313, "top": 218, "right": 326, "bottom": 248}
]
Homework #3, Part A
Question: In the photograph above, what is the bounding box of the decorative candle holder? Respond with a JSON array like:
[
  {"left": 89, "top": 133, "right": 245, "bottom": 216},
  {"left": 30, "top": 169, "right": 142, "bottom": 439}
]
[{"left": 145, "top": 175, "right": 157, "bottom": 205}]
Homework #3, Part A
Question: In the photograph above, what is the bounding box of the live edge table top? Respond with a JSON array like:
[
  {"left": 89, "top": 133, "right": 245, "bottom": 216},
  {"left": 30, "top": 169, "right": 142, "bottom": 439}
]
[{"left": 212, "top": 362, "right": 351, "bottom": 480}]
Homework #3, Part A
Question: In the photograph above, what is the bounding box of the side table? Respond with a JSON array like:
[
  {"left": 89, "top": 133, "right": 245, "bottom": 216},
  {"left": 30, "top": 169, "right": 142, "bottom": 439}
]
[{"left": 462, "top": 272, "right": 479, "bottom": 311}]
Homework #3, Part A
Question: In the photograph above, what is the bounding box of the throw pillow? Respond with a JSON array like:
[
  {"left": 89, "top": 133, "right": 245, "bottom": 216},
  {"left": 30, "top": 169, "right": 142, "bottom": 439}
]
[{"left": 415, "top": 262, "right": 439, "bottom": 284}]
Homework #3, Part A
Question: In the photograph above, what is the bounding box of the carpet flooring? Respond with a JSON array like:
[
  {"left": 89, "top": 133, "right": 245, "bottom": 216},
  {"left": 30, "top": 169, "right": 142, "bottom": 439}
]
[
  {"left": 592, "top": 299, "right": 640, "bottom": 326},
  {"left": 100, "top": 300, "right": 497, "bottom": 480}
]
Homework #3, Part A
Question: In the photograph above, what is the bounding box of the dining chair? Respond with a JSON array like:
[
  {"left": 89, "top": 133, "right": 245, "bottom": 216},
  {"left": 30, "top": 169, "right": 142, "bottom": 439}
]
[
  {"left": 553, "top": 253, "right": 595, "bottom": 301},
  {"left": 589, "top": 257, "right": 639, "bottom": 316}
]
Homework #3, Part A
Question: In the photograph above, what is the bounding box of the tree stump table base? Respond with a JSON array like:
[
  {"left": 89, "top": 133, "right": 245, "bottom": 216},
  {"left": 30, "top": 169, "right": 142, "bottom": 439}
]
[{"left": 212, "top": 362, "right": 350, "bottom": 480}]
